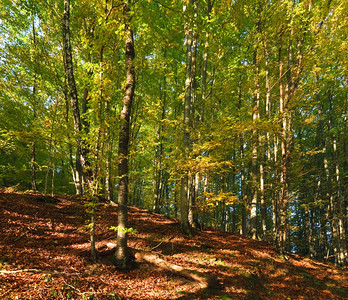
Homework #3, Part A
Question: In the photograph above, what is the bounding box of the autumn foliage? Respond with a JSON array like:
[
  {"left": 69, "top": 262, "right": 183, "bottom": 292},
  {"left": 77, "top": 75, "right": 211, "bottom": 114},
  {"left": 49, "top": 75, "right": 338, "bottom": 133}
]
[{"left": 0, "top": 191, "right": 346, "bottom": 299}]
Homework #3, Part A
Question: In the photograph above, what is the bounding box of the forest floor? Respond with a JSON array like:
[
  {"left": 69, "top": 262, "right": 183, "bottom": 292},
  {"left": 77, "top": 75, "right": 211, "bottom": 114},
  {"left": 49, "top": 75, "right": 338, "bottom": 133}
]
[{"left": 0, "top": 191, "right": 347, "bottom": 299}]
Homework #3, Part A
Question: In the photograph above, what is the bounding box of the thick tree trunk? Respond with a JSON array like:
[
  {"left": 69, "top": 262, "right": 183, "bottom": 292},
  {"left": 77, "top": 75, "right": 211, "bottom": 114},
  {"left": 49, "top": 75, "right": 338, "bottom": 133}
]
[{"left": 114, "top": 0, "right": 135, "bottom": 268}]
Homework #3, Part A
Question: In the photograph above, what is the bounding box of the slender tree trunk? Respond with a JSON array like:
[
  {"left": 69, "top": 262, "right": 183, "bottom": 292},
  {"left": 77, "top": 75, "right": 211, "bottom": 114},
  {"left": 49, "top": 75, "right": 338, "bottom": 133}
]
[
  {"left": 104, "top": 54, "right": 113, "bottom": 202},
  {"left": 51, "top": 158, "right": 55, "bottom": 197},
  {"left": 180, "top": 0, "right": 195, "bottom": 236},
  {"left": 62, "top": 52, "right": 81, "bottom": 195},
  {"left": 31, "top": 141, "right": 37, "bottom": 191},
  {"left": 273, "top": 134, "right": 279, "bottom": 241},
  {"left": 63, "top": 0, "right": 84, "bottom": 183},
  {"left": 200, "top": 0, "right": 212, "bottom": 123},
  {"left": 188, "top": 13, "right": 198, "bottom": 229},
  {"left": 44, "top": 100, "right": 59, "bottom": 195},
  {"left": 236, "top": 78, "right": 247, "bottom": 235},
  {"left": 31, "top": 20, "right": 37, "bottom": 192},
  {"left": 278, "top": 32, "right": 288, "bottom": 253},
  {"left": 63, "top": 0, "right": 95, "bottom": 261},
  {"left": 114, "top": 0, "right": 135, "bottom": 268},
  {"left": 153, "top": 73, "right": 167, "bottom": 213},
  {"left": 262, "top": 33, "right": 271, "bottom": 240},
  {"left": 250, "top": 46, "right": 259, "bottom": 239},
  {"left": 327, "top": 90, "right": 346, "bottom": 265}
]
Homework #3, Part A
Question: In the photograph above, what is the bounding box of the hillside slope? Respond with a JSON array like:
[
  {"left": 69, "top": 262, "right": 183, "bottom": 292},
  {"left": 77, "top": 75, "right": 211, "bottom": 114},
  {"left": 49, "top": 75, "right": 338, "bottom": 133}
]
[{"left": 0, "top": 192, "right": 347, "bottom": 299}]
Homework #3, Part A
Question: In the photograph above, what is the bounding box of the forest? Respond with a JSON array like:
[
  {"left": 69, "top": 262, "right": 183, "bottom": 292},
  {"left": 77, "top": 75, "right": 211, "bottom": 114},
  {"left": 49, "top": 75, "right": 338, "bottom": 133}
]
[{"left": 0, "top": 0, "right": 347, "bottom": 287}]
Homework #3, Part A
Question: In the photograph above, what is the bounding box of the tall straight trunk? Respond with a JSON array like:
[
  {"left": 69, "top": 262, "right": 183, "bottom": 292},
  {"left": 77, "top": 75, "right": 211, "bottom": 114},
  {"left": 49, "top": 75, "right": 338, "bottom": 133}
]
[
  {"left": 344, "top": 93, "right": 348, "bottom": 241},
  {"left": 180, "top": 0, "right": 195, "bottom": 236},
  {"left": 188, "top": 14, "right": 198, "bottom": 229},
  {"left": 327, "top": 90, "right": 346, "bottom": 265},
  {"left": 200, "top": 0, "right": 212, "bottom": 122},
  {"left": 63, "top": 0, "right": 82, "bottom": 147},
  {"left": 63, "top": 0, "right": 95, "bottom": 261},
  {"left": 250, "top": 46, "right": 260, "bottom": 239},
  {"left": 31, "top": 20, "right": 37, "bottom": 192},
  {"left": 51, "top": 158, "right": 55, "bottom": 197},
  {"left": 44, "top": 100, "right": 59, "bottom": 195},
  {"left": 278, "top": 32, "right": 288, "bottom": 253},
  {"left": 305, "top": 206, "right": 316, "bottom": 257},
  {"left": 260, "top": 155, "right": 266, "bottom": 238},
  {"left": 106, "top": 142, "right": 114, "bottom": 201},
  {"left": 273, "top": 134, "right": 279, "bottom": 240},
  {"left": 236, "top": 78, "right": 247, "bottom": 235},
  {"left": 114, "top": 0, "right": 135, "bottom": 268},
  {"left": 62, "top": 50, "right": 81, "bottom": 195},
  {"left": 104, "top": 49, "right": 113, "bottom": 202},
  {"left": 262, "top": 30, "right": 271, "bottom": 240},
  {"left": 153, "top": 71, "right": 167, "bottom": 213},
  {"left": 63, "top": 0, "right": 84, "bottom": 183},
  {"left": 31, "top": 141, "right": 37, "bottom": 191}
]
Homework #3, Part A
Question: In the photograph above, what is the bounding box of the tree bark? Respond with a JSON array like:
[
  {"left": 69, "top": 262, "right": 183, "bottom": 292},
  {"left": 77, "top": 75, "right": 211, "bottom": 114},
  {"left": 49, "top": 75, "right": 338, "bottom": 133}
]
[
  {"left": 31, "top": 19, "right": 37, "bottom": 192},
  {"left": 250, "top": 46, "right": 259, "bottom": 240},
  {"left": 62, "top": 0, "right": 89, "bottom": 190},
  {"left": 63, "top": 0, "right": 95, "bottom": 261},
  {"left": 278, "top": 31, "right": 288, "bottom": 253},
  {"left": 114, "top": 0, "right": 135, "bottom": 268},
  {"left": 180, "top": 0, "right": 195, "bottom": 236}
]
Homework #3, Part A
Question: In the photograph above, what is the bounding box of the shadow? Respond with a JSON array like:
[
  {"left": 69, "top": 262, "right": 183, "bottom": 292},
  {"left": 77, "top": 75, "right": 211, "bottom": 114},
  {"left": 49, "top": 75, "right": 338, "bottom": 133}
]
[{"left": 0, "top": 192, "right": 346, "bottom": 300}]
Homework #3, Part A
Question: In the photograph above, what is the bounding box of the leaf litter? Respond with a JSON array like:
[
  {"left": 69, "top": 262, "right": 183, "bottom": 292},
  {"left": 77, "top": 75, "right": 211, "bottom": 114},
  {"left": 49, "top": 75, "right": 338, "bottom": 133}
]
[{"left": 0, "top": 191, "right": 347, "bottom": 299}]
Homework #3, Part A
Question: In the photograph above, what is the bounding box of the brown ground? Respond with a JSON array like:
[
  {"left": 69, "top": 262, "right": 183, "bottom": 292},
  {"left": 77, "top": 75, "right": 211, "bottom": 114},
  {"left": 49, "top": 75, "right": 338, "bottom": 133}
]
[{"left": 0, "top": 191, "right": 346, "bottom": 299}]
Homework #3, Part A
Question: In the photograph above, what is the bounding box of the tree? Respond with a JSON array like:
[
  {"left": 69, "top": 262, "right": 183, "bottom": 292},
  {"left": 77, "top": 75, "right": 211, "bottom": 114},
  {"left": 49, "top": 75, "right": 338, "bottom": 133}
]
[{"left": 114, "top": 0, "right": 136, "bottom": 268}]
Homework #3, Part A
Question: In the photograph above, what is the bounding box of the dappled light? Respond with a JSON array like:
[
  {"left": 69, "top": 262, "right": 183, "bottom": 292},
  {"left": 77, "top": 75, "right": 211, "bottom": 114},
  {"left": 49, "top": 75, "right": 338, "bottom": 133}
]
[{"left": 1, "top": 192, "right": 346, "bottom": 299}]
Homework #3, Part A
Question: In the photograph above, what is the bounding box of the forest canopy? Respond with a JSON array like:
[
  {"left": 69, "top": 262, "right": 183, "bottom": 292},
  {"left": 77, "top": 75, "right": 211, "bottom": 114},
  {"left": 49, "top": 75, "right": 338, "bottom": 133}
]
[{"left": 0, "top": 0, "right": 347, "bottom": 265}]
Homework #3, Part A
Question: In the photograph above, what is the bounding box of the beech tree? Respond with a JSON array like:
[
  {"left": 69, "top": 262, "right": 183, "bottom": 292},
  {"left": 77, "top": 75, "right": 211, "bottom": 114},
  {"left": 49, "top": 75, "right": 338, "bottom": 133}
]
[
  {"left": 114, "top": 0, "right": 136, "bottom": 268},
  {"left": 0, "top": 0, "right": 346, "bottom": 265}
]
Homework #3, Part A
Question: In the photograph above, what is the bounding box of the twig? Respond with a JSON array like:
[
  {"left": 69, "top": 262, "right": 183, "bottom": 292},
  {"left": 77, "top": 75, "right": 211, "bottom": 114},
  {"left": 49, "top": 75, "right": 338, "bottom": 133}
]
[
  {"left": 151, "top": 236, "right": 175, "bottom": 251},
  {"left": 0, "top": 269, "right": 80, "bottom": 275},
  {"left": 14, "top": 231, "right": 28, "bottom": 242},
  {"left": 151, "top": 240, "right": 164, "bottom": 251},
  {"left": 0, "top": 269, "right": 42, "bottom": 274},
  {"left": 62, "top": 278, "right": 82, "bottom": 294}
]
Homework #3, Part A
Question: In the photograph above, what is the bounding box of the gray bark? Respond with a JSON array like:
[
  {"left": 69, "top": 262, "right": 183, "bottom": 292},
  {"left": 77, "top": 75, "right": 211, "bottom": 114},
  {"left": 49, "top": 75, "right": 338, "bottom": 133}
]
[{"left": 114, "top": 0, "right": 136, "bottom": 268}]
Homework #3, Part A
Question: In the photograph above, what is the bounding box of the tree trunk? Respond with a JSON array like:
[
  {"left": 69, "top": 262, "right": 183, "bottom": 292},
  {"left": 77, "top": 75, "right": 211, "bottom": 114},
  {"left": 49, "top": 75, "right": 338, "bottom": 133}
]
[
  {"left": 188, "top": 22, "right": 198, "bottom": 229},
  {"left": 62, "top": 0, "right": 86, "bottom": 189},
  {"left": 237, "top": 78, "right": 247, "bottom": 235},
  {"left": 278, "top": 32, "right": 288, "bottom": 253},
  {"left": 63, "top": 0, "right": 95, "bottom": 261},
  {"left": 180, "top": 0, "right": 195, "bottom": 236},
  {"left": 114, "top": 0, "right": 135, "bottom": 268},
  {"left": 262, "top": 34, "right": 271, "bottom": 240},
  {"left": 31, "top": 20, "right": 37, "bottom": 192},
  {"left": 327, "top": 90, "right": 346, "bottom": 265},
  {"left": 250, "top": 46, "right": 259, "bottom": 240},
  {"left": 153, "top": 73, "right": 167, "bottom": 213}
]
